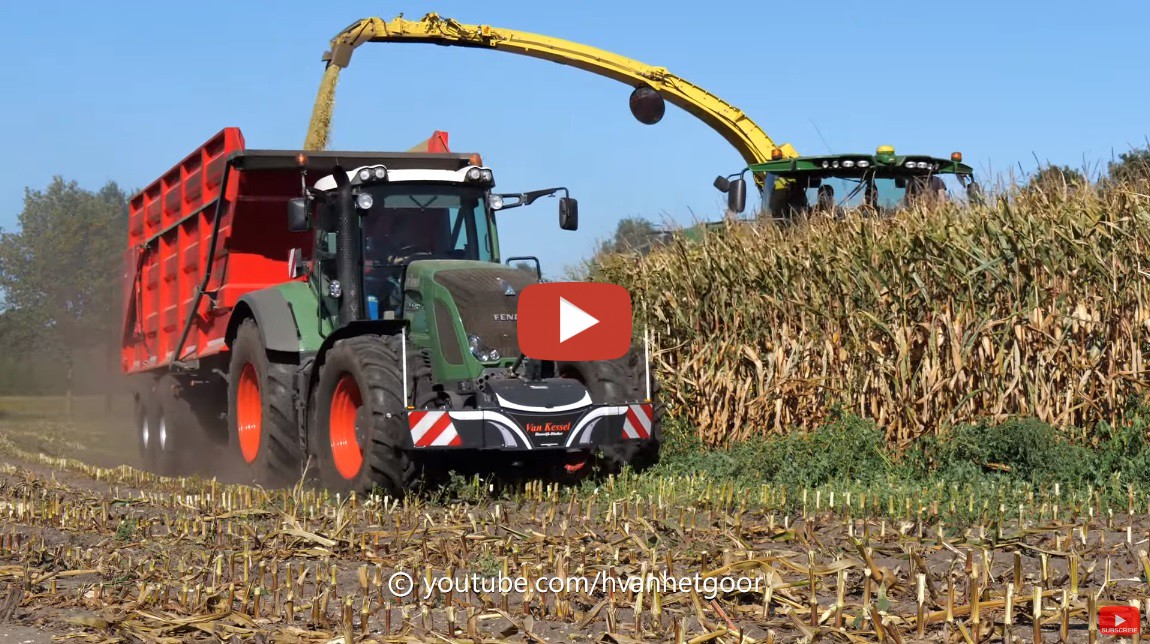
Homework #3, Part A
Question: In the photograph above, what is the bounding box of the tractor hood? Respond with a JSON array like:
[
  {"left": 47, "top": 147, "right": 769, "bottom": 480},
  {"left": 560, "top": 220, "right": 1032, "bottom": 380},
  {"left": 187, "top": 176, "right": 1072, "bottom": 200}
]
[{"left": 404, "top": 259, "right": 539, "bottom": 372}]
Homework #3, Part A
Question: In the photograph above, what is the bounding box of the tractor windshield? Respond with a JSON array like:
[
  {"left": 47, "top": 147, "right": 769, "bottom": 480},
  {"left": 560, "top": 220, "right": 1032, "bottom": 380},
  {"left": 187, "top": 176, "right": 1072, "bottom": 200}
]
[
  {"left": 359, "top": 183, "right": 496, "bottom": 318},
  {"left": 361, "top": 183, "right": 495, "bottom": 263}
]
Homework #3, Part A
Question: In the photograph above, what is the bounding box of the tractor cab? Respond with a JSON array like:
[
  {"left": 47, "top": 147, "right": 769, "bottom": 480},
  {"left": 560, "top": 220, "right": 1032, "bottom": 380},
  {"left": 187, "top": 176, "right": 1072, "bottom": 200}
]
[{"left": 716, "top": 146, "right": 980, "bottom": 220}]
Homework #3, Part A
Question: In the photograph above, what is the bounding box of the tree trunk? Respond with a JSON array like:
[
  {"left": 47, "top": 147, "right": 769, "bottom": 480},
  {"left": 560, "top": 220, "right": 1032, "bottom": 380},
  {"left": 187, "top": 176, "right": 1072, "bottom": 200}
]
[
  {"left": 104, "top": 341, "right": 114, "bottom": 415},
  {"left": 66, "top": 350, "right": 74, "bottom": 417}
]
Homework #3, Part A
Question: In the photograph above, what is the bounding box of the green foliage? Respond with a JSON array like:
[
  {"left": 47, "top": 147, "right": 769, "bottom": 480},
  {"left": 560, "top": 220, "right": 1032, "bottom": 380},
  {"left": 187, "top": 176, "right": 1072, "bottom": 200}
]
[
  {"left": 657, "top": 408, "right": 1150, "bottom": 492},
  {"left": 1026, "top": 164, "right": 1088, "bottom": 191},
  {"left": 0, "top": 178, "right": 128, "bottom": 394},
  {"left": 0, "top": 178, "right": 128, "bottom": 356},
  {"left": 597, "top": 216, "right": 663, "bottom": 256},
  {"left": 1107, "top": 146, "right": 1150, "bottom": 184}
]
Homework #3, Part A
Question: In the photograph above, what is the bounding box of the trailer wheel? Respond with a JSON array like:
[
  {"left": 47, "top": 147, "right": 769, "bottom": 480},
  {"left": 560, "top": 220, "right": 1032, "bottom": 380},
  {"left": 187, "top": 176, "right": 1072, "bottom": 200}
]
[
  {"left": 311, "top": 334, "right": 416, "bottom": 495},
  {"left": 557, "top": 347, "right": 664, "bottom": 473},
  {"left": 153, "top": 375, "right": 212, "bottom": 477},
  {"left": 134, "top": 380, "right": 160, "bottom": 473},
  {"left": 227, "top": 319, "right": 302, "bottom": 487}
]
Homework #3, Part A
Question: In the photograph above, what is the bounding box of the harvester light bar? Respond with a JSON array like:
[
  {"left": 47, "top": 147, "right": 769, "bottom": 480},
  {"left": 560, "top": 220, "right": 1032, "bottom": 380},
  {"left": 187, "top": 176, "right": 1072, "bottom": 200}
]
[
  {"left": 842, "top": 160, "right": 855, "bottom": 168},
  {"left": 857, "top": 160, "right": 871, "bottom": 168}
]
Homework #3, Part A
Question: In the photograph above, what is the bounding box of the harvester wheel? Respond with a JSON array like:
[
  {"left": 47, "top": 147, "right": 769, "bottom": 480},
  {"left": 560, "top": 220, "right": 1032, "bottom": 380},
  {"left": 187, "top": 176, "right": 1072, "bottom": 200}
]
[
  {"left": 134, "top": 379, "right": 160, "bottom": 473},
  {"left": 311, "top": 334, "right": 416, "bottom": 496},
  {"left": 558, "top": 347, "right": 664, "bottom": 473},
  {"left": 227, "top": 319, "right": 303, "bottom": 487}
]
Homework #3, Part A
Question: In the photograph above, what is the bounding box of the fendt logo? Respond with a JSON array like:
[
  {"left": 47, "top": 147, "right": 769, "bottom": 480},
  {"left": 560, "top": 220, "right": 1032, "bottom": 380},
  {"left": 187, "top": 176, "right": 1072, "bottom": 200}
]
[{"left": 516, "top": 282, "right": 632, "bottom": 361}]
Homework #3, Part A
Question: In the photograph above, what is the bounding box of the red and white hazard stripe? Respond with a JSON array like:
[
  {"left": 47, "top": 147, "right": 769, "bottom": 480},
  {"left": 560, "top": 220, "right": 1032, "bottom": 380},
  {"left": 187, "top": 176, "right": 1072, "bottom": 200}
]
[
  {"left": 622, "top": 404, "right": 653, "bottom": 439},
  {"left": 408, "top": 410, "right": 462, "bottom": 447}
]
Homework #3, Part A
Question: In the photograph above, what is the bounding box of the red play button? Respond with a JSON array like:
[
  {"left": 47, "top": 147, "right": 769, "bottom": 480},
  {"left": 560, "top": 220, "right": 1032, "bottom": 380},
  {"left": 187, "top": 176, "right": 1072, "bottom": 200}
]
[{"left": 516, "top": 282, "right": 632, "bottom": 361}]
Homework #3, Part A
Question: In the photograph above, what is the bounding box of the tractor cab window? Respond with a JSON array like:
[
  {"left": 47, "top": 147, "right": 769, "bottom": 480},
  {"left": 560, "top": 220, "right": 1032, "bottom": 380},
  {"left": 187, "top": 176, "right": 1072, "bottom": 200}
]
[{"left": 359, "top": 184, "right": 495, "bottom": 319}]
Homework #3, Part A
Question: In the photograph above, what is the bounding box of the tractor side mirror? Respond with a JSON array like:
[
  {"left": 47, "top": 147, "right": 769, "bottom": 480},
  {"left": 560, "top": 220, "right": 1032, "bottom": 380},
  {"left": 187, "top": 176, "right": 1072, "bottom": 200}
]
[
  {"left": 727, "top": 178, "right": 747, "bottom": 214},
  {"left": 288, "top": 196, "right": 312, "bottom": 232},
  {"left": 713, "top": 175, "right": 731, "bottom": 192},
  {"left": 559, "top": 197, "right": 579, "bottom": 230}
]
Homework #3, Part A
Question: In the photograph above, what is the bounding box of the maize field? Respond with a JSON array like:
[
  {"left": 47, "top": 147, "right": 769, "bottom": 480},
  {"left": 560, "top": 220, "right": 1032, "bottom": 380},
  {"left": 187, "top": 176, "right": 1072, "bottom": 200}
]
[
  {"left": 0, "top": 400, "right": 1148, "bottom": 642},
  {"left": 597, "top": 183, "right": 1150, "bottom": 447}
]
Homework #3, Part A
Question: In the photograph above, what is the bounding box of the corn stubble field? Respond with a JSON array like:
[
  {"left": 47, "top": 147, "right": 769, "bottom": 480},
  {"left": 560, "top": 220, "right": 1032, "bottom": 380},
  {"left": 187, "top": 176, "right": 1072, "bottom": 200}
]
[{"left": 2, "top": 184, "right": 1150, "bottom": 642}]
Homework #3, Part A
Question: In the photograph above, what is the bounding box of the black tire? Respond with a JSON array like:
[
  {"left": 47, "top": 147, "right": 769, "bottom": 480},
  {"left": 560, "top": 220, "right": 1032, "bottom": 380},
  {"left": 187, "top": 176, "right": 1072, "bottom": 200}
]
[
  {"left": 557, "top": 346, "right": 664, "bottom": 473},
  {"left": 311, "top": 334, "right": 416, "bottom": 495},
  {"left": 154, "top": 375, "right": 214, "bottom": 477},
  {"left": 227, "top": 319, "right": 303, "bottom": 487},
  {"left": 134, "top": 378, "right": 160, "bottom": 473}
]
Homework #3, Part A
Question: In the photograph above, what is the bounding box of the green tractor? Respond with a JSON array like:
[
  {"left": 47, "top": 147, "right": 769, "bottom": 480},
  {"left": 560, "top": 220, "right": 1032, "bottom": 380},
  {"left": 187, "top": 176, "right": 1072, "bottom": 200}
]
[{"left": 124, "top": 130, "right": 661, "bottom": 494}]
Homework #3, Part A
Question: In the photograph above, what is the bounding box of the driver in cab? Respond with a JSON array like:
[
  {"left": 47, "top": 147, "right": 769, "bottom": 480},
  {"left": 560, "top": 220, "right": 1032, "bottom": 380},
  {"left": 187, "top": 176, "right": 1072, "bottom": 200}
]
[{"left": 363, "top": 207, "right": 449, "bottom": 319}]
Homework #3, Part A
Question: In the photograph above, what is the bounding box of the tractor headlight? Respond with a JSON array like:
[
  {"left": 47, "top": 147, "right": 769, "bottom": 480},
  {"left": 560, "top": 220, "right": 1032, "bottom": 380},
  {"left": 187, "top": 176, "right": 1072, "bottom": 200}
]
[
  {"left": 467, "top": 167, "right": 483, "bottom": 181},
  {"left": 857, "top": 160, "right": 871, "bottom": 168},
  {"left": 354, "top": 166, "right": 388, "bottom": 184},
  {"left": 481, "top": 169, "right": 494, "bottom": 182},
  {"left": 842, "top": 160, "right": 855, "bottom": 168},
  {"left": 355, "top": 193, "right": 374, "bottom": 210},
  {"left": 467, "top": 334, "right": 500, "bottom": 362},
  {"left": 488, "top": 194, "right": 504, "bottom": 210}
]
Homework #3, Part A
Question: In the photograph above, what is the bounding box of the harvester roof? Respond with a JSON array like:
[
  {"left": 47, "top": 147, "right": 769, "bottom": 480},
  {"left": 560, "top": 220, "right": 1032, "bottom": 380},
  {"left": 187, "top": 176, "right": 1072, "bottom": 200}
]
[{"left": 749, "top": 147, "right": 973, "bottom": 180}]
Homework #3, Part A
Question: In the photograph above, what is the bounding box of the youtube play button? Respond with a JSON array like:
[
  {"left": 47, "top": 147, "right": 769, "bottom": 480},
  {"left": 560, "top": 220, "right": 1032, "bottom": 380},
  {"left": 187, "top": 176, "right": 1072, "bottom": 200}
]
[{"left": 517, "top": 283, "right": 632, "bottom": 361}]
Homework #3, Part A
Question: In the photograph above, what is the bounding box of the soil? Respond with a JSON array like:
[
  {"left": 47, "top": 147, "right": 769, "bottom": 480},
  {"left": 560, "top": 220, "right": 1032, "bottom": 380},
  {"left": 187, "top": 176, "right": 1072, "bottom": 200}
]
[{"left": 0, "top": 397, "right": 1146, "bottom": 642}]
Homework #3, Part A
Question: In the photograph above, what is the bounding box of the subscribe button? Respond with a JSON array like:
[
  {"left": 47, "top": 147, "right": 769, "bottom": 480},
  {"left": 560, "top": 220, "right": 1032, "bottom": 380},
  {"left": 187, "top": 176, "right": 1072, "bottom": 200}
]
[
  {"left": 516, "top": 282, "right": 632, "bottom": 361},
  {"left": 1100, "top": 605, "right": 1142, "bottom": 636}
]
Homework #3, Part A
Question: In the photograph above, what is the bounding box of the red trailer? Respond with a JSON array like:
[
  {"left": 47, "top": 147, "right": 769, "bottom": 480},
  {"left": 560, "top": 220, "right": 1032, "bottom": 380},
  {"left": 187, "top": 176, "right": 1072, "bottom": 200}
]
[{"left": 122, "top": 128, "right": 455, "bottom": 374}]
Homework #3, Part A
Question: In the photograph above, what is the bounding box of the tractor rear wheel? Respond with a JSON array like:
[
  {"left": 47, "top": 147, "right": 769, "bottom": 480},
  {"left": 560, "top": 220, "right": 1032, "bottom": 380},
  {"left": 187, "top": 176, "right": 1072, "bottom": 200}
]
[
  {"left": 311, "top": 334, "right": 416, "bottom": 495},
  {"left": 227, "top": 319, "right": 303, "bottom": 487},
  {"left": 558, "top": 347, "right": 664, "bottom": 473}
]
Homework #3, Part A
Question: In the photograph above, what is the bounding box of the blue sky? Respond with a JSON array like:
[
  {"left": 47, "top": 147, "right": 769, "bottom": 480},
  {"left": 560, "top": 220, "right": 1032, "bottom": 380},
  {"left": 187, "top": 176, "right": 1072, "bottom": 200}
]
[{"left": 1, "top": 1, "right": 1147, "bottom": 275}]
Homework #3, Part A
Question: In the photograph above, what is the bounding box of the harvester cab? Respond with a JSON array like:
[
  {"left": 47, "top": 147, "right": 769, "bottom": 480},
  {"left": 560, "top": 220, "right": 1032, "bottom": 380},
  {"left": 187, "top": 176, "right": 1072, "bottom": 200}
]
[{"left": 716, "top": 146, "right": 980, "bottom": 220}]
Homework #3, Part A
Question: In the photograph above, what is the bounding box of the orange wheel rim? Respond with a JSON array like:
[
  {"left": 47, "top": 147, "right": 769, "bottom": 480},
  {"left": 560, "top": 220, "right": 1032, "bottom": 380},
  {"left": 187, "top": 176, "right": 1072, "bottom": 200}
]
[
  {"left": 236, "top": 363, "right": 262, "bottom": 463},
  {"left": 330, "top": 374, "right": 364, "bottom": 479}
]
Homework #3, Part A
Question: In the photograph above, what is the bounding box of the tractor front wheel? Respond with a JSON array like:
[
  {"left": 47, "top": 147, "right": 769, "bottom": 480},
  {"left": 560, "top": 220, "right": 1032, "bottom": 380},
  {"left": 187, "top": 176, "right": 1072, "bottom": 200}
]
[
  {"left": 558, "top": 347, "right": 664, "bottom": 473},
  {"left": 311, "top": 334, "right": 416, "bottom": 495},
  {"left": 227, "top": 319, "right": 302, "bottom": 487}
]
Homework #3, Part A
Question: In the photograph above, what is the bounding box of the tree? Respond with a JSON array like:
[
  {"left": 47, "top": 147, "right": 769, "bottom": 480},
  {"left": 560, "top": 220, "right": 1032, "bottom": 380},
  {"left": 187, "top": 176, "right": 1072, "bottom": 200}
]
[
  {"left": 0, "top": 178, "right": 128, "bottom": 404},
  {"left": 1026, "top": 165, "right": 1087, "bottom": 192},
  {"left": 596, "top": 216, "right": 662, "bottom": 256},
  {"left": 1107, "top": 146, "right": 1150, "bottom": 184}
]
